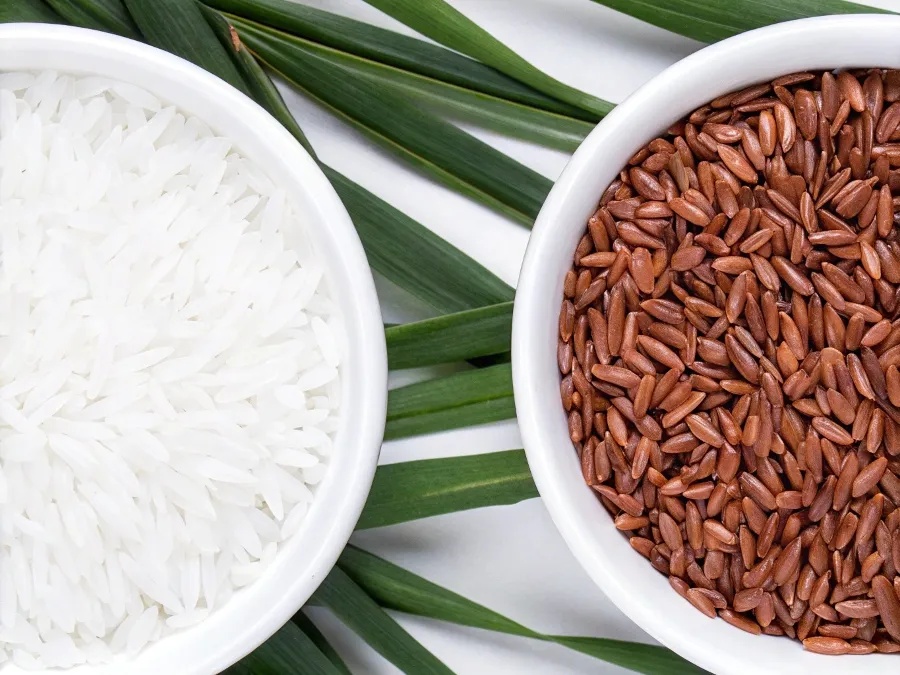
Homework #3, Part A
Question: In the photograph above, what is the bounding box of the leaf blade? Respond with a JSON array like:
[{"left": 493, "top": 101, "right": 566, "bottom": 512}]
[
  {"left": 233, "top": 18, "right": 553, "bottom": 226},
  {"left": 229, "top": 621, "right": 346, "bottom": 675},
  {"left": 398, "top": 78, "right": 592, "bottom": 152},
  {"left": 122, "top": 0, "right": 249, "bottom": 93},
  {"left": 589, "top": 0, "right": 889, "bottom": 43},
  {"left": 203, "top": 9, "right": 514, "bottom": 314},
  {"left": 551, "top": 636, "right": 707, "bottom": 675},
  {"left": 339, "top": 547, "right": 709, "bottom": 675},
  {"left": 291, "top": 613, "right": 353, "bottom": 675},
  {"left": 321, "top": 166, "right": 514, "bottom": 314},
  {"left": 44, "top": 0, "right": 114, "bottom": 33},
  {"left": 357, "top": 449, "right": 537, "bottom": 529},
  {"left": 362, "top": 0, "right": 613, "bottom": 118},
  {"left": 205, "top": 0, "right": 593, "bottom": 119},
  {"left": 386, "top": 302, "right": 512, "bottom": 370},
  {"left": 385, "top": 360, "right": 515, "bottom": 438},
  {"left": 46, "top": 0, "right": 140, "bottom": 38},
  {"left": 388, "top": 362, "right": 512, "bottom": 419},
  {"left": 385, "top": 363, "right": 515, "bottom": 438},
  {"left": 339, "top": 545, "right": 538, "bottom": 638},
  {"left": 312, "top": 567, "right": 455, "bottom": 675},
  {"left": 385, "top": 396, "right": 515, "bottom": 440},
  {"left": 201, "top": 4, "right": 317, "bottom": 157},
  {"left": 219, "top": 9, "right": 592, "bottom": 151},
  {"left": 0, "top": 0, "right": 61, "bottom": 23}
]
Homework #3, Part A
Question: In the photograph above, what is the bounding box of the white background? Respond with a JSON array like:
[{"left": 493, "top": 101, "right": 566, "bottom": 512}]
[{"left": 279, "top": 1, "right": 900, "bottom": 673}]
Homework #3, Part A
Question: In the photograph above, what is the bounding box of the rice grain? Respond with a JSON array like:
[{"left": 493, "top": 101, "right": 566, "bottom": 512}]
[
  {"left": 560, "top": 68, "right": 900, "bottom": 654},
  {"left": 0, "top": 72, "right": 343, "bottom": 666}
]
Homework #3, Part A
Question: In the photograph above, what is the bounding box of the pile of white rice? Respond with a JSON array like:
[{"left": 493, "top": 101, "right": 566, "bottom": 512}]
[{"left": 0, "top": 71, "right": 342, "bottom": 669}]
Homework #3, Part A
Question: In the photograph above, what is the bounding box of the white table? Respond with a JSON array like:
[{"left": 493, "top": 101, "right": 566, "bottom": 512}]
[{"left": 282, "top": 1, "right": 899, "bottom": 672}]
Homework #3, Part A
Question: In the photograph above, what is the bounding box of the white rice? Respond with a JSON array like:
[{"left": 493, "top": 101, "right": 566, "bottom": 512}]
[{"left": 0, "top": 71, "right": 343, "bottom": 669}]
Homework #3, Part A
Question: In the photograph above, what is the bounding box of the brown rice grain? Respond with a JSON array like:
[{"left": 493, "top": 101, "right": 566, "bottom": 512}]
[{"left": 561, "top": 70, "right": 900, "bottom": 652}]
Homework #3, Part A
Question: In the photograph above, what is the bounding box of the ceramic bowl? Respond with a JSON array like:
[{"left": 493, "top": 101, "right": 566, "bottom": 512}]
[
  {"left": 513, "top": 15, "right": 900, "bottom": 675},
  {"left": 0, "top": 23, "right": 387, "bottom": 675}
]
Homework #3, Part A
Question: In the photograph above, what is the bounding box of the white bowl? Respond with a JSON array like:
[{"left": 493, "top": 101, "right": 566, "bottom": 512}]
[
  {"left": 0, "top": 24, "right": 387, "bottom": 675},
  {"left": 513, "top": 14, "right": 900, "bottom": 675}
]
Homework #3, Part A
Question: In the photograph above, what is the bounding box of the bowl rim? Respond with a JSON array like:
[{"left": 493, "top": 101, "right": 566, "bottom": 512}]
[
  {"left": 0, "top": 23, "right": 386, "bottom": 675},
  {"left": 513, "top": 13, "right": 900, "bottom": 675}
]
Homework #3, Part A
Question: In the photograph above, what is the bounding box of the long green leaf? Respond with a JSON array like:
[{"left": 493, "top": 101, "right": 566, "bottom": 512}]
[
  {"left": 312, "top": 567, "right": 455, "bottom": 675},
  {"left": 207, "top": 0, "right": 593, "bottom": 150},
  {"left": 322, "top": 166, "right": 514, "bottom": 314},
  {"left": 205, "top": 0, "right": 592, "bottom": 119},
  {"left": 46, "top": 0, "right": 140, "bottom": 38},
  {"left": 340, "top": 545, "right": 537, "bottom": 637},
  {"left": 551, "top": 636, "right": 707, "bottom": 675},
  {"left": 386, "top": 302, "right": 512, "bottom": 370},
  {"left": 122, "top": 0, "right": 250, "bottom": 93},
  {"left": 220, "top": 14, "right": 591, "bottom": 152},
  {"left": 362, "top": 0, "right": 613, "bottom": 118},
  {"left": 228, "top": 621, "right": 346, "bottom": 675},
  {"left": 357, "top": 449, "right": 537, "bottom": 529},
  {"left": 292, "top": 613, "right": 353, "bottom": 675},
  {"left": 0, "top": 0, "right": 61, "bottom": 22},
  {"left": 590, "top": 0, "right": 888, "bottom": 43},
  {"left": 201, "top": 3, "right": 317, "bottom": 157},
  {"left": 387, "top": 363, "right": 513, "bottom": 418},
  {"left": 43, "top": 0, "right": 112, "bottom": 32},
  {"left": 385, "top": 362, "right": 514, "bottom": 439},
  {"left": 376, "top": 71, "right": 591, "bottom": 152},
  {"left": 233, "top": 18, "right": 553, "bottom": 226},
  {"left": 339, "top": 546, "right": 708, "bottom": 675},
  {"left": 385, "top": 396, "right": 515, "bottom": 440},
  {"left": 204, "top": 8, "right": 514, "bottom": 315}
]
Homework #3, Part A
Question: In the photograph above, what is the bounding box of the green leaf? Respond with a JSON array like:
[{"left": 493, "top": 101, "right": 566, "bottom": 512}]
[
  {"left": 321, "top": 166, "right": 514, "bottom": 314},
  {"left": 385, "top": 362, "right": 514, "bottom": 440},
  {"left": 589, "top": 0, "right": 889, "bottom": 43},
  {"left": 387, "top": 362, "right": 512, "bottom": 418},
  {"left": 206, "top": 0, "right": 593, "bottom": 150},
  {"left": 0, "top": 0, "right": 61, "bottom": 22},
  {"left": 233, "top": 18, "right": 553, "bottom": 226},
  {"left": 205, "top": 0, "right": 592, "bottom": 119},
  {"left": 339, "top": 547, "right": 708, "bottom": 675},
  {"left": 312, "top": 567, "right": 455, "bottom": 675},
  {"left": 385, "top": 395, "right": 515, "bottom": 440},
  {"left": 204, "top": 10, "right": 512, "bottom": 315},
  {"left": 384, "top": 72, "right": 592, "bottom": 152},
  {"left": 45, "top": 0, "right": 140, "bottom": 38},
  {"left": 43, "top": 0, "right": 112, "bottom": 32},
  {"left": 357, "top": 449, "right": 537, "bottom": 529},
  {"left": 122, "top": 0, "right": 250, "bottom": 94},
  {"left": 284, "top": 35, "right": 591, "bottom": 152},
  {"left": 230, "top": 621, "right": 346, "bottom": 675},
  {"left": 386, "top": 302, "right": 512, "bottom": 370},
  {"left": 201, "top": 4, "right": 317, "bottom": 157},
  {"left": 362, "top": 0, "right": 613, "bottom": 119},
  {"left": 339, "top": 545, "right": 538, "bottom": 637},
  {"left": 551, "top": 636, "right": 707, "bottom": 675},
  {"left": 223, "top": 16, "right": 592, "bottom": 152},
  {"left": 292, "top": 613, "right": 353, "bottom": 675}
]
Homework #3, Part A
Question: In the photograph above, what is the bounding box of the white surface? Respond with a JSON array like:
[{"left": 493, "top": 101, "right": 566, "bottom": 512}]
[
  {"left": 0, "top": 25, "right": 387, "bottom": 675},
  {"left": 280, "top": 1, "right": 900, "bottom": 674},
  {"left": 514, "top": 14, "right": 900, "bottom": 675}
]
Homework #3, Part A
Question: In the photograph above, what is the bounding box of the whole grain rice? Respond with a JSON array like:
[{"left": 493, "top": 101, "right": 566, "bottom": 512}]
[{"left": 560, "top": 68, "right": 900, "bottom": 654}]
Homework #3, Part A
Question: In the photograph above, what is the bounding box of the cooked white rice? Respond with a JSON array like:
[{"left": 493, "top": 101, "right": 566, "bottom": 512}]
[{"left": 0, "top": 71, "right": 342, "bottom": 669}]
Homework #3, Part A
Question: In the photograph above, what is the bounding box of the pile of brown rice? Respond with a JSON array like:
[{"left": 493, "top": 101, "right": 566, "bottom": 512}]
[{"left": 559, "top": 68, "right": 900, "bottom": 655}]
